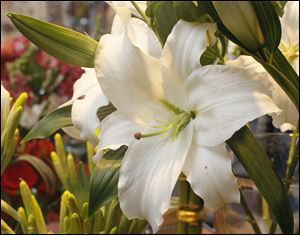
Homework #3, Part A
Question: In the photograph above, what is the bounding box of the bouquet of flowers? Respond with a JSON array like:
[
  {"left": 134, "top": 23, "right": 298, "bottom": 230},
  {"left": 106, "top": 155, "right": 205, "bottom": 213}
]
[
  {"left": 1, "top": 36, "right": 84, "bottom": 129},
  {"left": 1, "top": 1, "right": 299, "bottom": 234}
]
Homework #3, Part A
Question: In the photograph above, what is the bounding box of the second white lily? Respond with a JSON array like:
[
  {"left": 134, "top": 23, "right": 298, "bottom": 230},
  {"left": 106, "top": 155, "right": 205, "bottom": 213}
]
[{"left": 95, "top": 20, "right": 281, "bottom": 232}]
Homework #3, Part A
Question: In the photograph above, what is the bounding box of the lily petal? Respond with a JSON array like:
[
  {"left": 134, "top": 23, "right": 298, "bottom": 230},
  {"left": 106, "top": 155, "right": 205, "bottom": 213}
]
[
  {"left": 98, "top": 111, "right": 142, "bottom": 151},
  {"left": 61, "top": 69, "right": 109, "bottom": 144},
  {"left": 111, "top": 15, "right": 162, "bottom": 58},
  {"left": 228, "top": 56, "right": 298, "bottom": 131},
  {"left": 118, "top": 114, "right": 193, "bottom": 233},
  {"left": 281, "top": 1, "right": 299, "bottom": 47},
  {"left": 161, "top": 20, "right": 217, "bottom": 81},
  {"left": 186, "top": 64, "right": 281, "bottom": 147},
  {"left": 107, "top": 1, "right": 147, "bottom": 22},
  {"left": 95, "top": 32, "right": 166, "bottom": 124},
  {"left": 183, "top": 142, "right": 240, "bottom": 209}
]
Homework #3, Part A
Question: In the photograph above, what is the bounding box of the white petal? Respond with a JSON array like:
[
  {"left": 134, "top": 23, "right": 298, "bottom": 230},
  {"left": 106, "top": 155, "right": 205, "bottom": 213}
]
[
  {"left": 1, "top": 84, "right": 10, "bottom": 138},
  {"left": 161, "top": 20, "right": 217, "bottom": 80},
  {"left": 186, "top": 65, "right": 281, "bottom": 147},
  {"left": 60, "top": 69, "right": 109, "bottom": 144},
  {"left": 62, "top": 126, "right": 81, "bottom": 140},
  {"left": 229, "top": 56, "right": 298, "bottom": 132},
  {"left": 118, "top": 115, "right": 193, "bottom": 233},
  {"left": 281, "top": 1, "right": 299, "bottom": 47},
  {"left": 127, "top": 17, "right": 162, "bottom": 58},
  {"left": 95, "top": 33, "right": 166, "bottom": 124},
  {"left": 271, "top": 83, "right": 298, "bottom": 131},
  {"left": 107, "top": 1, "right": 147, "bottom": 22},
  {"left": 183, "top": 143, "right": 240, "bottom": 209},
  {"left": 71, "top": 90, "right": 108, "bottom": 145},
  {"left": 106, "top": 1, "right": 132, "bottom": 22},
  {"left": 112, "top": 15, "right": 162, "bottom": 58},
  {"left": 111, "top": 15, "right": 125, "bottom": 36},
  {"left": 98, "top": 111, "right": 142, "bottom": 150}
]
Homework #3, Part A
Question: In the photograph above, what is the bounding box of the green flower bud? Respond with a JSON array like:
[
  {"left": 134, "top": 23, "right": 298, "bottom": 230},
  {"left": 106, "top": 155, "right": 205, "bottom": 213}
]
[
  {"left": 213, "top": 1, "right": 265, "bottom": 51},
  {"left": 7, "top": 13, "right": 98, "bottom": 67}
]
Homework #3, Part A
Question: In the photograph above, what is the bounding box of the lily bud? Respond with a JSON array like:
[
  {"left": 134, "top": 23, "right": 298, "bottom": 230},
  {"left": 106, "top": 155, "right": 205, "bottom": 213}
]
[
  {"left": 31, "top": 195, "right": 48, "bottom": 234},
  {"left": 19, "top": 180, "right": 35, "bottom": 216},
  {"left": 213, "top": 1, "right": 265, "bottom": 51},
  {"left": 7, "top": 13, "right": 98, "bottom": 67}
]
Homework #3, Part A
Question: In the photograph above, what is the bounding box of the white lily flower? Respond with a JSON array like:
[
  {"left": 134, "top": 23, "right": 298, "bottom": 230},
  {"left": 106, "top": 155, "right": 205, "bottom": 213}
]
[
  {"left": 280, "top": 1, "right": 299, "bottom": 73},
  {"left": 1, "top": 84, "right": 10, "bottom": 138},
  {"left": 95, "top": 19, "right": 281, "bottom": 232},
  {"left": 228, "top": 1, "right": 299, "bottom": 132},
  {"left": 62, "top": 2, "right": 160, "bottom": 145},
  {"left": 61, "top": 68, "right": 109, "bottom": 145}
]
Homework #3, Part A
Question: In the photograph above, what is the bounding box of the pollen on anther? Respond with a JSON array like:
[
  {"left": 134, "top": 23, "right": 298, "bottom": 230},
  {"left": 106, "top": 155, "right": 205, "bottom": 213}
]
[
  {"left": 77, "top": 95, "right": 86, "bottom": 100},
  {"left": 204, "top": 166, "right": 208, "bottom": 170},
  {"left": 134, "top": 132, "right": 142, "bottom": 140}
]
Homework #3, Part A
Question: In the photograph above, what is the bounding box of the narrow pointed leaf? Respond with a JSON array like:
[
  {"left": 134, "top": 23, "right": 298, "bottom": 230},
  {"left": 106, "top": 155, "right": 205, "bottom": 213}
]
[
  {"left": 88, "top": 146, "right": 127, "bottom": 216},
  {"left": 227, "top": 126, "right": 294, "bottom": 234},
  {"left": 17, "top": 155, "right": 56, "bottom": 191},
  {"left": 7, "top": 13, "right": 98, "bottom": 67},
  {"left": 23, "top": 105, "right": 72, "bottom": 142},
  {"left": 254, "top": 53, "right": 299, "bottom": 109},
  {"left": 1, "top": 199, "right": 20, "bottom": 222}
]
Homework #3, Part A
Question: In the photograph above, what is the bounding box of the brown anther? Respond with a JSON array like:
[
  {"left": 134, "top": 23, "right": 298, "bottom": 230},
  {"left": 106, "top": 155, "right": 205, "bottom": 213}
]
[
  {"left": 77, "top": 95, "right": 85, "bottom": 100},
  {"left": 134, "top": 132, "right": 142, "bottom": 140}
]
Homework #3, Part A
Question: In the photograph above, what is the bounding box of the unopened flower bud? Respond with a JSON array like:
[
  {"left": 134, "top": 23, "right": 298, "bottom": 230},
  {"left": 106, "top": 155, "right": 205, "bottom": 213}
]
[{"left": 213, "top": 1, "right": 265, "bottom": 51}]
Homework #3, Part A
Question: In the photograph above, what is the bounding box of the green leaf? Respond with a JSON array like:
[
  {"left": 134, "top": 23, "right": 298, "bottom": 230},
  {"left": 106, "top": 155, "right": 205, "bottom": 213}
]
[
  {"left": 23, "top": 105, "right": 72, "bottom": 143},
  {"left": 88, "top": 146, "right": 127, "bottom": 217},
  {"left": 254, "top": 51, "right": 299, "bottom": 109},
  {"left": 271, "top": 1, "right": 288, "bottom": 17},
  {"left": 200, "top": 44, "right": 220, "bottom": 66},
  {"left": 7, "top": 13, "right": 98, "bottom": 67},
  {"left": 173, "top": 1, "right": 202, "bottom": 21},
  {"left": 252, "top": 1, "right": 282, "bottom": 53},
  {"left": 227, "top": 126, "right": 294, "bottom": 234},
  {"left": 146, "top": 1, "right": 179, "bottom": 45},
  {"left": 17, "top": 155, "right": 57, "bottom": 192},
  {"left": 97, "top": 103, "right": 117, "bottom": 122},
  {"left": 266, "top": 48, "right": 299, "bottom": 90},
  {"left": 76, "top": 161, "right": 90, "bottom": 206}
]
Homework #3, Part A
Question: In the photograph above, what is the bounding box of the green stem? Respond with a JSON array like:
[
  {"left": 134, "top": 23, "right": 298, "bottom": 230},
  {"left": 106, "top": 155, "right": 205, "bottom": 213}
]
[
  {"left": 187, "top": 190, "right": 204, "bottom": 234},
  {"left": 177, "top": 174, "right": 189, "bottom": 234},
  {"left": 240, "top": 189, "right": 262, "bottom": 234},
  {"left": 269, "top": 126, "right": 299, "bottom": 234},
  {"left": 286, "top": 125, "right": 299, "bottom": 180},
  {"left": 130, "top": 1, "right": 151, "bottom": 26}
]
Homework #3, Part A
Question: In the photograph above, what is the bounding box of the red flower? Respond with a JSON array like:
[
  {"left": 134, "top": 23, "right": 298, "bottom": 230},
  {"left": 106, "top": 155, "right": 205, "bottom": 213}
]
[
  {"left": 35, "top": 51, "right": 59, "bottom": 69},
  {"left": 21, "top": 139, "right": 55, "bottom": 159},
  {"left": 1, "top": 161, "right": 39, "bottom": 196}
]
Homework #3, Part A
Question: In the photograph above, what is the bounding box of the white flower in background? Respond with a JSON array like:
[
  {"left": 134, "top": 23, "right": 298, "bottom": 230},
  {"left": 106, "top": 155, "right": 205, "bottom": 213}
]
[
  {"left": 228, "top": 1, "right": 299, "bottom": 132},
  {"left": 1, "top": 84, "right": 10, "bottom": 138},
  {"left": 61, "top": 68, "right": 109, "bottom": 145},
  {"left": 20, "top": 103, "right": 46, "bottom": 129},
  {"left": 280, "top": 1, "right": 299, "bottom": 73},
  {"left": 95, "top": 19, "right": 281, "bottom": 232}
]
